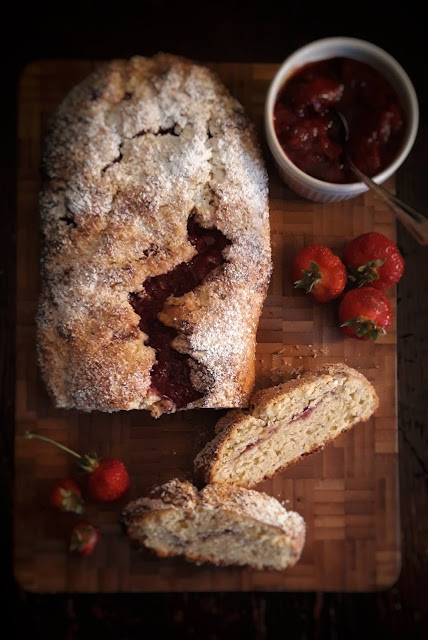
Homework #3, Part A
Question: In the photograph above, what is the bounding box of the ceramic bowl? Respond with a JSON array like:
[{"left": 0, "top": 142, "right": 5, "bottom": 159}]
[{"left": 264, "top": 37, "right": 419, "bottom": 202}]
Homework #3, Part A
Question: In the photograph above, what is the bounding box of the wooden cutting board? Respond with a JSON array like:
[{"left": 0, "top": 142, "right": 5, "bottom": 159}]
[{"left": 15, "top": 60, "right": 399, "bottom": 592}]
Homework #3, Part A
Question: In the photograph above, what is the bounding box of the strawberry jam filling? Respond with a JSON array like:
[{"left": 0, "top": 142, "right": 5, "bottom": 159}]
[
  {"left": 130, "top": 216, "right": 230, "bottom": 409},
  {"left": 274, "top": 57, "right": 405, "bottom": 183}
]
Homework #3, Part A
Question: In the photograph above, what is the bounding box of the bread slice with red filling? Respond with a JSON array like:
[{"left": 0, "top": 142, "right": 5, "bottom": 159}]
[
  {"left": 121, "top": 478, "right": 305, "bottom": 570},
  {"left": 194, "top": 363, "right": 378, "bottom": 488}
]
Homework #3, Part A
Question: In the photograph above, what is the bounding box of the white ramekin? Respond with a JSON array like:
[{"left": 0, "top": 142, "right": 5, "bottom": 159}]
[{"left": 265, "top": 37, "right": 419, "bottom": 202}]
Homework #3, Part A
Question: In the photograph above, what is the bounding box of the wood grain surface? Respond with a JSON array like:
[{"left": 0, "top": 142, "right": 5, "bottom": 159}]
[{"left": 14, "top": 60, "right": 400, "bottom": 593}]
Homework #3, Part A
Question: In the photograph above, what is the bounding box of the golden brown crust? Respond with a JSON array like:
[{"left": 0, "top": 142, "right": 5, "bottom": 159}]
[
  {"left": 121, "top": 478, "right": 199, "bottom": 527},
  {"left": 37, "top": 53, "right": 271, "bottom": 416},
  {"left": 249, "top": 363, "right": 378, "bottom": 414},
  {"left": 194, "top": 363, "right": 379, "bottom": 486}
]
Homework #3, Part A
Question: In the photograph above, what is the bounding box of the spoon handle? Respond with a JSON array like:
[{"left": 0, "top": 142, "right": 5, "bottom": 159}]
[{"left": 349, "top": 162, "right": 428, "bottom": 246}]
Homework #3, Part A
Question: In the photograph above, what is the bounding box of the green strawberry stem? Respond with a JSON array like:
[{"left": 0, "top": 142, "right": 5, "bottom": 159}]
[
  {"left": 60, "top": 488, "right": 84, "bottom": 514},
  {"left": 294, "top": 261, "right": 321, "bottom": 293},
  {"left": 69, "top": 523, "right": 97, "bottom": 553},
  {"left": 348, "top": 259, "right": 385, "bottom": 287},
  {"left": 24, "top": 431, "right": 82, "bottom": 459},
  {"left": 24, "top": 431, "right": 100, "bottom": 472},
  {"left": 340, "top": 316, "right": 386, "bottom": 341}
]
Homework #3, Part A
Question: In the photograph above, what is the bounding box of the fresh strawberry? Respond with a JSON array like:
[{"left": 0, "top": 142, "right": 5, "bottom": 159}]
[
  {"left": 343, "top": 232, "right": 404, "bottom": 290},
  {"left": 339, "top": 287, "right": 392, "bottom": 341},
  {"left": 49, "top": 478, "right": 84, "bottom": 514},
  {"left": 24, "top": 432, "right": 130, "bottom": 502},
  {"left": 82, "top": 456, "right": 131, "bottom": 502},
  {"left": 69, "top": 520, "right": 100, "bottom": 556},
  {"left": 293, "top": 244, "right": 347, "bottom": 302}
]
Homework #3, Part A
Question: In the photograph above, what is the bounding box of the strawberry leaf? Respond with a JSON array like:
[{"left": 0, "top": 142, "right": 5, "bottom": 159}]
[
  {"left": 347, "top": 259, "right": 385, "bottom": 287},
  {"left": 79, "top": 452, "right": 100, "bottom": 474},
  {"left": 340, "top": 315, "right": 386, "bottom": 341},
  {"left": 59, "top": 488, "right": 84, "bottom": 514},
  {"left": 294, "top": 261, "right": 321, "bottom": 293},
  {"left": 69, "top": 523, "right": 98, "bottom": 553}
]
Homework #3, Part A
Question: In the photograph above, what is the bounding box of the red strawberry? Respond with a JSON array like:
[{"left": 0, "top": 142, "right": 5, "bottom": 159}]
[
  {"left": 343, "top": 232, "right": 404, "bottom": 290},
  {"left": 69, "top": 520, "right": 100, "bottom": 556},
  {"left": 293, "top": 244, "right": 347, "bottom": 302},
  {"left": 83, "top": 456, "right": 130, "bottom": 502},
  {"left": 49, "top": 478, "right": 84, "bottom": 514},
  {"left": 339, "top": 287, "right": 392, "bottom": 341},
  {"left": 24, "top": 432, "right": 130, "bottom": 502}
]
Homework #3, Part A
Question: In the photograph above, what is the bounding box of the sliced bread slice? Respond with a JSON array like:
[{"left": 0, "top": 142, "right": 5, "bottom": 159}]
[
  {"left": 194, "top": 363, "right": 378, "bottom": 488},
  {"left": 122, "top": 478, "right": 305, "bottom": 570}
]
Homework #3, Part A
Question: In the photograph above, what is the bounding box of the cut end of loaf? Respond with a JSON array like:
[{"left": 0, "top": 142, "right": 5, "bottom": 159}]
[
  {"left": 194, "top": 363, "right": 379, "bottom": 488},
  {"left": 122, "top": 479, "right": 305, "bottom": 571}
]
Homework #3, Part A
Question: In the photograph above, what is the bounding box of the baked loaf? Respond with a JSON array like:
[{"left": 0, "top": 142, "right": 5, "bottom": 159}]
[
  {"left": 121, "top": 478, "right": 305, "bottom": 570},
  {"left": 37, "top": 53, "right": 271, "bottom": 416},
  {"left": 195, "top": 363, "right": 378, "bottom": 488}
]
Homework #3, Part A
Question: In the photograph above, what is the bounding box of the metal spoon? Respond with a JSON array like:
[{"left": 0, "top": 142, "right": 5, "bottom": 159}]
[{"left": 334, "top": 110, "right": 428, "bottom": 246}]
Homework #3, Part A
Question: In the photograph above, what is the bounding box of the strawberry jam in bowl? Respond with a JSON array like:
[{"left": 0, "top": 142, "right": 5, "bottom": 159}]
[
  {"left": 273, "top": 57, "right": 406, "bottom": 184},
  {"left": 265, "top": 38, "right": 419, "bottom": 202}
]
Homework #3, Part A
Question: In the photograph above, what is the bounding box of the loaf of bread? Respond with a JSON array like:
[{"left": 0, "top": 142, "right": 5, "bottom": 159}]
[
  {"left": 37, "top": 53, "right": 271, "bottom": 416},
  {"left": 194, "top": 363, "right": 378, "bottom": 488},
  {"left": 121, "top": 478, "right": 305, "bottom": 570}
]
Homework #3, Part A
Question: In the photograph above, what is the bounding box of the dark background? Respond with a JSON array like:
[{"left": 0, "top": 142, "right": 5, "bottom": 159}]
[{"left": 2, "top": 2, "right": 427, "bottom": 638}]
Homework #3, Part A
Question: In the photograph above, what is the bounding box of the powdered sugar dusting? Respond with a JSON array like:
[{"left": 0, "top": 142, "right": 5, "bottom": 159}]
[
  {"left": 37, "top": 53, "right": 271, "bottom": 415},
  {"left": 200, "top": 482, "right": 305, "bottom": 542}
]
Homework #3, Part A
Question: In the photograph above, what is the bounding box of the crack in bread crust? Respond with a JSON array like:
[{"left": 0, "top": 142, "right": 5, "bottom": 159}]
[
  {"left": 37, "top": 53, "right": 272, "bottom": 416},
  {"left": 129, "top": 214, "right": 231, "bottom": 409}
]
